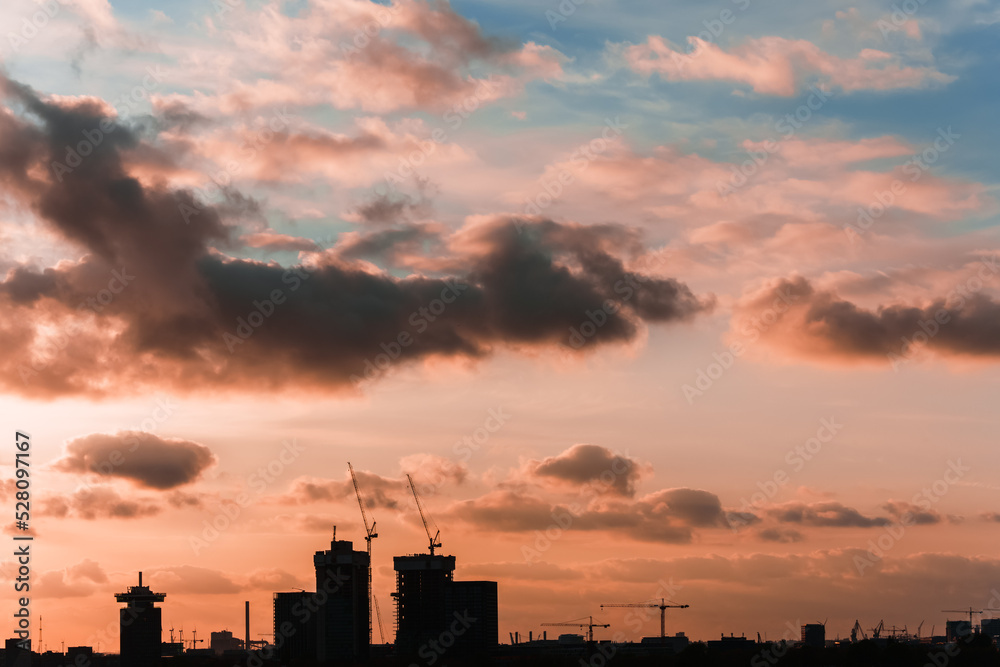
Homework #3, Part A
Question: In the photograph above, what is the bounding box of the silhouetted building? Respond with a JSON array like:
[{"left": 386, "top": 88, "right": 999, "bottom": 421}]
[
  {"left": 982, "top": 618, "right": 1000, "bottom": 641},
  {"left": 67, "top": 646, "right": 94, "bottom": 663},
  {"left": 393, "top": 554, "right": 498, "bottom": 656},
  {"left": 446, "top": 580, "right": 498, "bottom": 652},
  {"left": 114, "top": 572, "right": 165, "bottom": 667},
  {"left": 273, "top": 591, "right": 317, "bottom": 663},
  {"left": 393, "top": 554, "right": 455, "bottom": 653},
  {"left": 314, "top": 539, "right": 369, "bottom": 662},
  {"left": 3, "top": 637, "right": 31, "bottom": 667},
  {"left": 210, "top": 630, "right": 241, "bottom": 655},
  {"left": 801, "top": 624, "right": 825, "bottom": 647},
  {"left": 161, "top": 641, "right": 184, "bottom": 657},
  {"left": 946, "top": 620, "right": 972, "bottom": 642}
]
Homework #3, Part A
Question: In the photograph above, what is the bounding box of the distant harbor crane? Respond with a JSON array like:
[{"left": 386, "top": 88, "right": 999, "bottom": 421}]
[
  {"left": 601, "top": 598, "right": 689, "bottom": 638},
  {"left": 542, "top": 616, "right": 610, "bottom": 643}
]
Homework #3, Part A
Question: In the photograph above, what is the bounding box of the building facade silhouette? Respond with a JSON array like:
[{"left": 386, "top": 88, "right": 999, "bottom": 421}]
[
  {"left": 313, "top": 538, "right": 370, "bottom": 662},
  {"left": 114, "top": 572, "right": 164, "bottom": 667},
  {"left": 393, "top": 554, "right": 497, "bottom": 656}
]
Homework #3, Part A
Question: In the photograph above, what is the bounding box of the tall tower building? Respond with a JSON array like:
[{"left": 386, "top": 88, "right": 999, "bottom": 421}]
[
  {"left": 114, "top": 572, "right": 165, "bottom": 667},
  {"left": 313, "top": 538, "right": 370, "bottom": 661}
]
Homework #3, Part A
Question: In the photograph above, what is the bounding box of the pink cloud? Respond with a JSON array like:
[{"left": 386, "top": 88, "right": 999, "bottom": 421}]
[{"left": 621, "top": 35, "right": 953, "bottom": 95}]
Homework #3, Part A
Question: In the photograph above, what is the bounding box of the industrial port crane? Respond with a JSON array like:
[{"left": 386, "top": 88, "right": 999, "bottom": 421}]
[
  {"left": 349, "top": 462, "right": 378, "bottom": 645},
  {"left": 541, "top": 616, "right": 610, "bottom": 643},
  {"left": 407, "top": 473, "right": 441, "bottom": 555},
  {"left": 601, "top": 598, "right": 689, "bottom": 638}
]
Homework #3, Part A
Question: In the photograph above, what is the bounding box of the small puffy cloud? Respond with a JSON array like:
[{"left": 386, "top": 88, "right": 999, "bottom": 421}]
[
  {"left": 618, "top": 35, "right": 953, "bottom": 96},
  {"left": 400, "top": 453, "right": 468, "bottom": 490},
  {"left": 42, "top": 486, "right": 161, "bottom": 520},
  {"left": 282, "top": 470, "right": 405, "bottom": 509},
  {"left": 757, "top": 528, "right": 804, "bottom": 543},
  {"left": 765, "top": 501, "right": 890, "bottom": 527},
  {"left": 529, "top": 444, "right": 644, "bottom": 497},
  {"left": 52, "top": 431, "right": 217, "bottom": 489},
  {"left": 883, "top": 500, "right": 943, "bottom": 525}
]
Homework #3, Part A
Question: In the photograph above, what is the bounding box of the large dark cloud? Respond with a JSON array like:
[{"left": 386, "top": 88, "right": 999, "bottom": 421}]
[
  {"left": 52, "top": 431, "right": 216, "bottom": 489},
  {"left": 0, "top": 74, "right": 711, "bottom": 397}
]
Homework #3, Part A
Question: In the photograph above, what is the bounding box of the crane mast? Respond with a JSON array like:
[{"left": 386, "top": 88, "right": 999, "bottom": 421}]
[
  {"left": 406, "top": 473, "right": 441, "bottom": 555},
  {"left": 601, "top": 598, "right": 689, "bottom": 638},
  {"left": 541, "top": 616, "right": 610, "bottom": 643},
  {"left": 349, "top": 462, "right": 378, "bottom": 645}
]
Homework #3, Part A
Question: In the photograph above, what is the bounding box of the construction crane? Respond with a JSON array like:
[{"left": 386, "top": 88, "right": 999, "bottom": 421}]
[
  {"left": 601, "top": 598, "right": 689, "bottom": 638},
  {"left": 870, "top": 620, "right": 884, "bottom": 640},
  {"left": 406, "top": 473, "right": 441, "bottom": 555},
  {"left": 850, "top": 620, "right": 866, "bottom": 643},
  {"left": 349, "top": 462, "right": 378, "bottom": 645},
  {"left": 541, "top": 616, "right": 610, "bottom": 643},
  {"left": 942, "top": 608, "right": 986, "bottom": 626},
  {"left": 374, "top": 595, "right": 387, "bottom": 644}
]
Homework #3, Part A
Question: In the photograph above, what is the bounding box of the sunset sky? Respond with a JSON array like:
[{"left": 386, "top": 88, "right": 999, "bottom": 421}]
[{"left": 1, "top": 0, "right": 1000, "bottom": 651}]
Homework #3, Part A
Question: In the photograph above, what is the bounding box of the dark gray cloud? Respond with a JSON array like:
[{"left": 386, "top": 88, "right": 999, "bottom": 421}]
[
  {"left": 737, "top": 275, "right": 1000, "bottom": 360},
  {"left": 0, "top": 75, "right": 710, "bottom": 397},
  {"left": 883, "top": 500, "right": 943, "bottom": 525},
  {"left": 449, "top": 486, "right": 731, "bottom": 544},
  {"left": 765, "top": 501, "right": 891, "bottom": 527},
  {"left": 531, "top": 444, "right": 642, "bottom": 496},
  {"left": 52, "top": 431, "right": 216, "bottom": 489}
]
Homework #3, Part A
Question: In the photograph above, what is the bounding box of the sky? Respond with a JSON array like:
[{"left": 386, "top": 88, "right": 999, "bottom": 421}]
[{"left": 1, "top": 0, "right": 1000, "bottom": 651}]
